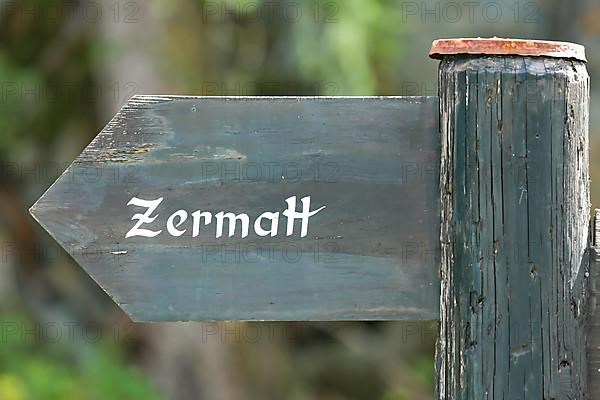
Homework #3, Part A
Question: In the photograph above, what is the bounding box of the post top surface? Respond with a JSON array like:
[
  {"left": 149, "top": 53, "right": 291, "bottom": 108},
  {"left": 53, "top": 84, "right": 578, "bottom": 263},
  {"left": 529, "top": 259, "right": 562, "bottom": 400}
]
[{"left": 429, "top": 38, "right": 586, "bottom": 62}]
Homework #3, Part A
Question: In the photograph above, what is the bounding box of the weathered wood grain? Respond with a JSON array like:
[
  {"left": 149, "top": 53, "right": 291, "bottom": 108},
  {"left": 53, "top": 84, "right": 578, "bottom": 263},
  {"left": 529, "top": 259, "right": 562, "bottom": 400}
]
[
  {"left": 589, "top": 209, "right": 600, "bottom": 400},
  {"left": 436, "top": 56, "right": 590, "bottom": 399},
  {"left": 30, "top": 96, "right": 441, "bottom": 322}
]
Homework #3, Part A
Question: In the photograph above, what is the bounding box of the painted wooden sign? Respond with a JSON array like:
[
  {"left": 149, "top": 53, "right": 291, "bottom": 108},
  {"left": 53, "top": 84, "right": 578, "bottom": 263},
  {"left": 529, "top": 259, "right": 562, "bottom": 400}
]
[
  {"left": 30, "top": 96, "right": 441, "bottom": 322},
  {"left": 28, "top": 37, "right": 598, "bottom": 399}
]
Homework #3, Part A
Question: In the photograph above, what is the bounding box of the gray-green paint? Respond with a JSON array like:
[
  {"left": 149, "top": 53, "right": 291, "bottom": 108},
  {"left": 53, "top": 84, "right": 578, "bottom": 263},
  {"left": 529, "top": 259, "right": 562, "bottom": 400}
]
[
  {"left": 588, "top": 209, "right": 600, "bottom": 400},
  {"left": 30, "top": 96, "right": 441, "bottom": 322},
  {"left": 436, "top": 55, "right": 590, "bottom": 399}
]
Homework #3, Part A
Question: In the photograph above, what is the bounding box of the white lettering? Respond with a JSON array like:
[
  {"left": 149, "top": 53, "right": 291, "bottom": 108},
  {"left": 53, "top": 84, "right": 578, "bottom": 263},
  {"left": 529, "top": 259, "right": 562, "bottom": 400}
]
[
  {"left": 192, "top": 211, "right": 212, "bottom": 237},
  {"left": 167, "top": 210, "right": 188, "bottom": 237},
  {"left": 125, "top": 197, "right": 163, "bottom": 238},
  {"left": 282, "top": 196, "right": 326, "bottom": 237},
  {"left": 124, "top": 195, "right": 325, "bottom": 239},
  {"left": 215, "top": 212, "right": 250, "bottom": 238},
  {"left": 254, "top": 212, "right": 279, "bottom": 237}
]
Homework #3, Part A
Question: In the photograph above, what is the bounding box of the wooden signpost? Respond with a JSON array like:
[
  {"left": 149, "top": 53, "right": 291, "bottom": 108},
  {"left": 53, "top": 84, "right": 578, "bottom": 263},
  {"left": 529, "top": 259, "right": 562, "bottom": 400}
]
[
  {"left": 432, "top": 39, "right": 590, "bottom": 399},
  {"left": 30, "top": 38, "right": 596, "bottom": 399}
]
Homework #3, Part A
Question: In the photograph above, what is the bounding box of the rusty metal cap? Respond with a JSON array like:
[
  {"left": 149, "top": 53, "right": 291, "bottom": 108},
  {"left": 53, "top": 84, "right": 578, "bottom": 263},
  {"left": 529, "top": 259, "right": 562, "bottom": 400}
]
[{"left": 429, "top": 38, "right": 586, "bottom": 62}]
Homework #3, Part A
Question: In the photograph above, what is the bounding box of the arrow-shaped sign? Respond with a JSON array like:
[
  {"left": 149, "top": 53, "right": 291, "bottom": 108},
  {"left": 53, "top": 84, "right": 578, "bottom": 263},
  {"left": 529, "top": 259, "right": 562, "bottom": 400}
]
[{"left": 30, "top": 96, "right": 440, "bottom": 322}]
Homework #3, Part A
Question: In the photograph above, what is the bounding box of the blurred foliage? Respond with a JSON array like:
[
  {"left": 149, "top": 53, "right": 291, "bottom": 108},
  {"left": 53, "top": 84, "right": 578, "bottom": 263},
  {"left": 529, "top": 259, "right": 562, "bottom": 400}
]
[
  {"left": 0, "top": 0, "right": 599, "bottom": 399},
  {"left": 151, "top": 0, "right": 406, "bottom": 96},
  {"left": 0, "top": 316, "right": 160, "bottom": 400},
  {"left": 291, "top": 0, "right": 403, "bottom": 94},
  {"left": 0, "top": 0, "right": 99, "bottom": 165}
]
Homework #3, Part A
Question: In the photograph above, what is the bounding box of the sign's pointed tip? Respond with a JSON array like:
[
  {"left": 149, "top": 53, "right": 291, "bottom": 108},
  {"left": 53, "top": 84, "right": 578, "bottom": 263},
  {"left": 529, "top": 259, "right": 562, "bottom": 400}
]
[
  {"left": 28, "top": 198, "right": 45, "bottom": 229},
  {"left": 28, "top": 203, "right": 37, "bottom": 219},
  {"left": 28, "top": 198, "right": 40, "bottom": 218}
]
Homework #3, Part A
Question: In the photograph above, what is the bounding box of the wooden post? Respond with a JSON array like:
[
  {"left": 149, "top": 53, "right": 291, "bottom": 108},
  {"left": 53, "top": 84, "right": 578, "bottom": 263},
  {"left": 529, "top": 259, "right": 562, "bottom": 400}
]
[
  {"left": 430, "top": 38, "right": 590, "bottom": 399},
  {"left": 590, "top": 210, "right": 600, "bottom": 399}
]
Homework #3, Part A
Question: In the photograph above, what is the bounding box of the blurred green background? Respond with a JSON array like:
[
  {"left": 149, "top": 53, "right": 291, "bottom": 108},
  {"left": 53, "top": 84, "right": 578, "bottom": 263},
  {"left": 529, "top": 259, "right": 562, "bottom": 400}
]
[{"left": 0, "top": 0, "right": 599, "bottom": 399}]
